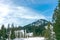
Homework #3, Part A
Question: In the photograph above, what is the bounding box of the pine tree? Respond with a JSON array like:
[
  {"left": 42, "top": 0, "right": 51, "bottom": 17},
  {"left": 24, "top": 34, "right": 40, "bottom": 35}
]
[
  {"left": 7, "top": 24, "right": 10, "bottom": 40},
  {"left": 44, "top": 22, "right": 51, "bottom": 40},
  {"left": 0, "top": 30, "right": 2, "bottom": 39},
  {"left": 52, "top": 0, "right": 60, "bottom": 40},
  {"left": 10, "top": 24, "right": 15, "bottom": 40},
  {"left": 1, "top": 24, "right": 7, "bottom": 40}
]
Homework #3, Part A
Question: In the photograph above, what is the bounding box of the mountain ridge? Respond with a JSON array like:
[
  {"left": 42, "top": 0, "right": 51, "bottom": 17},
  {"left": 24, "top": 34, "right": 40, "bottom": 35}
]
[{"left": 24, "top": 19, "right": 49, "bottom": 33}]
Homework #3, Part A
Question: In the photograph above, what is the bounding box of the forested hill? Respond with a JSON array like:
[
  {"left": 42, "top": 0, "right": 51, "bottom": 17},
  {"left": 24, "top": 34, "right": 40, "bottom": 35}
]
[{"left": 24, "top": 19, "right": 49, "bottom": 36}]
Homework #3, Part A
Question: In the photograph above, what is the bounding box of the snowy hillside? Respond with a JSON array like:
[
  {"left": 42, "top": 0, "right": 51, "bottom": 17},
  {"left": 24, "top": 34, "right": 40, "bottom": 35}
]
[{"left": 14, "top": 37, "right": 45, "bottom": 40}]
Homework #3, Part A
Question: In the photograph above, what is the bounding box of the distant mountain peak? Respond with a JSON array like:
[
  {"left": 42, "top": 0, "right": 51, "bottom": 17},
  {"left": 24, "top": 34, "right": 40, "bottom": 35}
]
[
  {"left": 24, "top": 19, "right": 49, "bottom": 33},
  {"left": 24, "top": 19, "right": 48, "bottom": 27}
]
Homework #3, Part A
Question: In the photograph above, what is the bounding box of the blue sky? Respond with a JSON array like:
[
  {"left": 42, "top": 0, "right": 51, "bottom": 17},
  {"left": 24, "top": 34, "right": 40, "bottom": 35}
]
[{"left": 0, "top": 0, "right": 58, "bottom": 27}]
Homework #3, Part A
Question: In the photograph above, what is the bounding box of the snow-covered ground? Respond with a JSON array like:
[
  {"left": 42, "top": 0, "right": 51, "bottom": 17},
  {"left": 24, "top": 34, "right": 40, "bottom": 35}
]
[{"left": 14, "top": 37, "right": 45, "bottom": 40}]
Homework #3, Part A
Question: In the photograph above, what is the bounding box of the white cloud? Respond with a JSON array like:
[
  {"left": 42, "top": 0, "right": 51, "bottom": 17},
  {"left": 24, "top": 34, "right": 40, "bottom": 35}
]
[
  {"left": 0, "top": 0, "right": 46, "bottom": 28},
  {"left": 0, "top": 5, "right": 9, "bottom": 17},
  {"left": 9, "top": 6, "right": 46, "bottom": 19}
]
